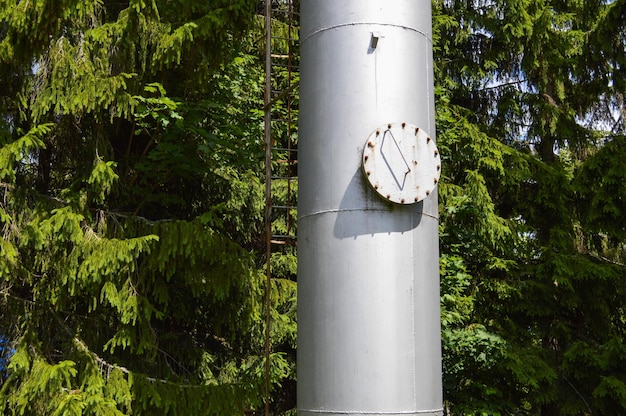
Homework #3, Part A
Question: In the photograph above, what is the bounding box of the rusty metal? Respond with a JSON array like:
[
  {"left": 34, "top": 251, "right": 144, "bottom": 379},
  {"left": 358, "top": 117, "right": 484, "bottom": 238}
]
[
  {"left": 362, "top": 122, "right": 441, "bottom": 205},
  {"left": 263, "top": 1, "right": 299, "bottom": 413}
]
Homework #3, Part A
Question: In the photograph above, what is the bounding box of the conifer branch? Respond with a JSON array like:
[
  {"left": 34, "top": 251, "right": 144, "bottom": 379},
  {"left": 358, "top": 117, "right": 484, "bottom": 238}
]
[
  {"left": 44, "top": 305, "right": 196, "bottom": 388},
  {"left": 72, "top": 337, "right": 213, "bottom": 389},
  {"left": 477, "top": 78, "right": 528, "bottom": 92},
  {"left": 563, "top": 376, "right": 592, "bottom": 414},
  {"left": 104, "top": 209, "right": 180, "bottom": 225},
  {"left": 1, "top": 180, "right": 179, "bottom": 225}
]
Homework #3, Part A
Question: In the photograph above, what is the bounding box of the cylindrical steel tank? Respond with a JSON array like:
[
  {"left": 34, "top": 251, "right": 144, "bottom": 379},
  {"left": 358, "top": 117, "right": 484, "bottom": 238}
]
[{"left": 297, "top": 1, "right": 443, "bottom": 415}]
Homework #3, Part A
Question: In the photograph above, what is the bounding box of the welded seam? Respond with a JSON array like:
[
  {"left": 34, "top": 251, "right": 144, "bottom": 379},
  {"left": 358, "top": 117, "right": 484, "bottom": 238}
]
[
  {"left": 301, "top": 22, "right": 432, "bottom": 44},
  {"left": 299, "top": 208, "right": 439, "bottom": 221},
  {"left": 411, "top": 214, "right": 418, "bottom": 410},
  {"left": 297, "top": 409, "right": 444, "bottom": 415}
]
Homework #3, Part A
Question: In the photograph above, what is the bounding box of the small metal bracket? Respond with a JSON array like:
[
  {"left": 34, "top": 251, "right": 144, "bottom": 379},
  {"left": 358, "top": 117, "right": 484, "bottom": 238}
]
[{"left": 370, "top": 32, "right": 381, "bottom": 49}]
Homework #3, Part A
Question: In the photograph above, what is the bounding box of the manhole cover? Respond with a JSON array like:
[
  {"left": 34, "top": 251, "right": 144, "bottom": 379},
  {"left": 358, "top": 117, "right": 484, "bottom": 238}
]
[{"left": 362, "top": 122, "right": 441, "bottom": 204}]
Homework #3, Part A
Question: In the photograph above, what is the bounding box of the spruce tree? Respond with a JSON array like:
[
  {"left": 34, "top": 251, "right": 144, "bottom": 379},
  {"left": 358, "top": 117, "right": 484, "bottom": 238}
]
[
  {"left": 0, "top": 0, "right": 293, "bottom": 414},
  {"left": 434, "top": 0, "right": 626, "bottom": 414}
]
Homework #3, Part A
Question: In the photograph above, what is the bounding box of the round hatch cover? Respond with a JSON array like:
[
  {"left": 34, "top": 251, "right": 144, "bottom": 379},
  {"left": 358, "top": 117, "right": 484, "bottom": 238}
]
[{"left": 362, "top": 122, "right": 441, "bottom": 204}]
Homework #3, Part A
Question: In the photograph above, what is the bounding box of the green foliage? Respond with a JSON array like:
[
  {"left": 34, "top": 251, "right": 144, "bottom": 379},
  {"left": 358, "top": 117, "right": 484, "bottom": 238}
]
[
  {"left": 574, "top": 135, "right": 626, "bottom": 242},
  {"left": 1, "top": 336, "right": 253, "bottom": 415},
  {"left": 434, "top": 0, "right": 626, "bottom": 413},
  {"left": 0, "top": 0, "right": 276, "bottom": 414},
  {"left": 3, "top": 0, "right": 624, "bottom": 415},
  {"left": 0, "top": 124, "right": 51, "bottom": 182},
  {"left": 440, "top": 254, "right": 507, "bottom": 412}
]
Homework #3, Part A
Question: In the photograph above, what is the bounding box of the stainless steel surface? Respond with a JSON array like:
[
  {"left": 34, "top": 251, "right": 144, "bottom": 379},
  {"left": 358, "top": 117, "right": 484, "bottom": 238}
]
[{"left": 298, "top": 0, "right": 443, "bottom": 414}]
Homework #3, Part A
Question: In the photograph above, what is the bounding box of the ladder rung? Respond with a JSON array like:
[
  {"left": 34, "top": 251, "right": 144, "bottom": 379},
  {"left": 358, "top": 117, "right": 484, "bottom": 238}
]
[
  {"left": 270, "top": 36, "right": 300, "bottom": 41},
  {"left": 270, "top": 113, "right": 298, "bottom": 118},
  {"left": 271, "top": 205, "right": 297, "bottom": 210},
  {"left": 271, "top": 237, "right": 297, "bottom": 245},
  {"left": 270, "top": 63, "right": 300, "bottom": 68},
  {"left": 270, "top": 240, "right": 291, "bottom": 245},
  {"left": 269, "top": 114, "right": 298, "bottom": 118},
  {"left": 272, "top": 147, "right": 298, "bottom": 152},
  {"left": 270, "top": 120, "right": 297, "bottom": 126},
  {"left": 271, "top": 88, "right": 298, "bottom": 95},
  {"left": 271, "top": 175, "right": 297, "bottom": 180},
  {"left": 270, "top": 9, "right": 300, "bottom": 16},
  {"left": 270, "top": 63, "right": 300, "bottom": 69}
]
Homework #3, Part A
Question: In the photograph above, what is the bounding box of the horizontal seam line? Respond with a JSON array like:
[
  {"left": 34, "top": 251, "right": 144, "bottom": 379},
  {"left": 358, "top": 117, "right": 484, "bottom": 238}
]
[
  {"left": 297, "top": 409, "right": 444, "bottom": 415},
  {"left": 298, "top": 208, "right": 439, "bottom": 221},
  {"left": 301, "top": 22, "right": 432, "bottom": 43}
]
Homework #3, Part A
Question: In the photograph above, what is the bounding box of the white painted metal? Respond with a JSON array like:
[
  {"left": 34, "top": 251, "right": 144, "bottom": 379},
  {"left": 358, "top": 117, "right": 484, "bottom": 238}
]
[
  {"left": 362, "top": 122, "right": 441, "bottom": 205},
  {"left": 298, "top": 1, "right": 443, "bottom": 415}
]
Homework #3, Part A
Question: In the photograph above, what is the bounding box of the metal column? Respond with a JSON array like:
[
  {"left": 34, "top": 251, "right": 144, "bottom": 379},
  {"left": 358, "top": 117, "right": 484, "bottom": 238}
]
[{"left": 297, "top": 1, "right": 443, "bottom": 415}]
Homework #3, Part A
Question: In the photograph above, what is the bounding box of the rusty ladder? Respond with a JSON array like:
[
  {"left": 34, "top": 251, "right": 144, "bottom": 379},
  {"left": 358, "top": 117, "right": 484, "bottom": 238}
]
[{"left": 263, "top": 0, "right": 299, "bottom": 414}]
